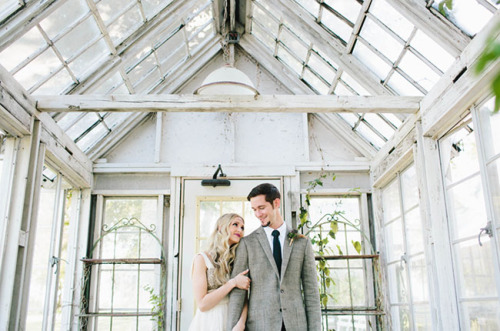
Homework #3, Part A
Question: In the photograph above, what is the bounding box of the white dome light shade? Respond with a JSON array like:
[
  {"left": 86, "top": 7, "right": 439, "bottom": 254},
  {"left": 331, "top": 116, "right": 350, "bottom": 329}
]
[{"left": 194, "top": 66, "right": 259, "bottom": 95}]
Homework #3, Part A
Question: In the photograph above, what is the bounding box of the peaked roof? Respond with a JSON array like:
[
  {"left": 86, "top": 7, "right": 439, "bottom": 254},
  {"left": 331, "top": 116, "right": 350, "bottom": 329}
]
[{"left": 0, "top": 0, "right": 496, "bottom": 159}]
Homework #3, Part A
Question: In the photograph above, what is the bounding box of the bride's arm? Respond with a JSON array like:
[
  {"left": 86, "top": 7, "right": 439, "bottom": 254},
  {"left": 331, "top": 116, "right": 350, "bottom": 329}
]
[
  {"left": 192, "top": 254, "right": 250, "bottom": 312},
  {"left": 232, "top": 300, "right": 248, "bottom": 331}
]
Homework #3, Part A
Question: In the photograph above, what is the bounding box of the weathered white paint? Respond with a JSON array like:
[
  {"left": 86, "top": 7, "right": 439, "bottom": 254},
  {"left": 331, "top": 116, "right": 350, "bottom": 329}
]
[{"left": 93, "top": 173, "right": 171, "bottom": 191}]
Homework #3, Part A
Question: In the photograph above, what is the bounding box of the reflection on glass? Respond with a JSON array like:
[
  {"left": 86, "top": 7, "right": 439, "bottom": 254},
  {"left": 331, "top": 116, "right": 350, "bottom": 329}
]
[
  {"left": 456, "top": 239, "right": 497, "bottom": 298},
  {"left": 462, "top": 301, "right": 500, "bottom": 331},
  {"left": 388, "top": 262, "right": 409, "bottom": 304},
  {"left": 409, "top": 254, "right": 429, "bottom": 302},
  {"left": 385, "top": 219, "right": 404, "bottom": 262},
  {"left": 440, "top": 122, "right": 480, "bottom": 185}
]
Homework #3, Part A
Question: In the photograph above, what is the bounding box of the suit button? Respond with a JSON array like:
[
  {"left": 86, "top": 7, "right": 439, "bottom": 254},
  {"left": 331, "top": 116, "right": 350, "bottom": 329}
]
[
  {"left": 280, "top": 289, "right": 284, "bottom": 293},
  {"left": 279, "top": 308, "right": 282, "bottom": 312}
]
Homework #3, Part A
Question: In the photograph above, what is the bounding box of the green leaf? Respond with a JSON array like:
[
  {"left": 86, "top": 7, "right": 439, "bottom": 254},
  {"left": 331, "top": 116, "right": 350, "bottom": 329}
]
[
  {"left": 320, "top": 293, "right": 328, "bottom": 307},
  {"left": 331, "top": 221, "right": 338, "bottom": 234},
  {"left": 492, "top": 74, "right": 500, "bottom": 113},
  {"left": 337, "top": 245, "right": 343, "bottom": 255},
  {"left": 352, "top": 240, "right": 362, "bottom": 254}
]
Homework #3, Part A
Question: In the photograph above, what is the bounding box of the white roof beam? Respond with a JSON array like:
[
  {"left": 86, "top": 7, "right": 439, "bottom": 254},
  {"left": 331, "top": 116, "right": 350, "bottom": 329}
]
[
  {"left": 36, "top": 94, "right": 421, "bottom": 113},
  {"left": 385, "top": 0, "right": 470, "bottom": 57}
]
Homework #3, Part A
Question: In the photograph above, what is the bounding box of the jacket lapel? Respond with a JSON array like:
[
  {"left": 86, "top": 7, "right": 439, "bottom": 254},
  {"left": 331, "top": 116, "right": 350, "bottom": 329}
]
[
  {"left": 256, "top": 227, "right": 280, "bottom": 278},
  {"left": 281, "top": 225, "right": 293, "bottom": 280}
]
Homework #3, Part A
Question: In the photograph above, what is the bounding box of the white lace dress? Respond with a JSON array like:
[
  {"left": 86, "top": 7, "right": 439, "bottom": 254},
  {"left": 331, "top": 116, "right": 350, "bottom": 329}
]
[{"left": 188, "top": 252, "right": 229, "bottom": 331}]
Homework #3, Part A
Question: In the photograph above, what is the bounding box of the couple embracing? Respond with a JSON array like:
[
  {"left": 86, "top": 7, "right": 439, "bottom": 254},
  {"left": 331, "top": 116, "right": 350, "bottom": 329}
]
[{"left": 189, "top": 183, "right": 321, "bottom": 331}]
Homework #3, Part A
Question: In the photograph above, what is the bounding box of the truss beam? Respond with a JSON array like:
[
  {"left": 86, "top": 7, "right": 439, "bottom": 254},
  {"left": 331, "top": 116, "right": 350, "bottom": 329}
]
[{"left": 36, "top": 94, "right": 421, "bottom": 114}]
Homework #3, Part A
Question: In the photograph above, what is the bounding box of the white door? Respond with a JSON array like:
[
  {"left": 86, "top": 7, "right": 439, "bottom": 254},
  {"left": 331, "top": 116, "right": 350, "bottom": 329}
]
[{"left": 178, "top": 178, "right": 282, "bottom": 331}]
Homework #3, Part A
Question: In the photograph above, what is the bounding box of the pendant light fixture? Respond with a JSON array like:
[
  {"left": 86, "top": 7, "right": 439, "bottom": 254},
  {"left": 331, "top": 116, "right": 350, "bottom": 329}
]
[{"left": 194, "top": 0, "right": 258, "bottom": 96}]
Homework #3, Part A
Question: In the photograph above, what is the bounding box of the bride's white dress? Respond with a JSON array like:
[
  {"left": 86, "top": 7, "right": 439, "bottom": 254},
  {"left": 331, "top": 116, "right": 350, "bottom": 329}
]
[{"left": 188, "top": 252, "right": 229, "bottom": 331}]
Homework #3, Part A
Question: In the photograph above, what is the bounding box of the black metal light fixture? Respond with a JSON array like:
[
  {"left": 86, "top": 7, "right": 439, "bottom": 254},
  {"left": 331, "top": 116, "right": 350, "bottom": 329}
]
[{"left": 201, "top": 164, "right": 231, "bottom": 187}]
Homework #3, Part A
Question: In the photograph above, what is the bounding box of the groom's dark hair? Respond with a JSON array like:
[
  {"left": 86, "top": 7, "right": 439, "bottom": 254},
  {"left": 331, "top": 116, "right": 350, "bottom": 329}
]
[{"left": 247, "top": 183, "right": 281, "bottom": 205}]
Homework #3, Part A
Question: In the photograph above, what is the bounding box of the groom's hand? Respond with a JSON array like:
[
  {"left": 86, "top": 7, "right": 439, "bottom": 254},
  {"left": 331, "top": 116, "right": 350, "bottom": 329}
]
[{"left": 233, "top": 269, "right": 251, "bottom": 290}]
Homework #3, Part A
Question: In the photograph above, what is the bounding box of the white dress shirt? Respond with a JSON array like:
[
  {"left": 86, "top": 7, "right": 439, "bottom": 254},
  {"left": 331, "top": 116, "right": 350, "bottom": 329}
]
[{"left": 263, "top": 221, "right": 287, "bottom": 257}]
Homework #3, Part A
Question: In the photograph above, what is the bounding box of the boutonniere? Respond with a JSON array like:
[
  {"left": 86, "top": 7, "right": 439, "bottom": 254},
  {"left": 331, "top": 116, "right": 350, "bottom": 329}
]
[{"left": 287, "top": 229, "right": 306, "bottom": 246}]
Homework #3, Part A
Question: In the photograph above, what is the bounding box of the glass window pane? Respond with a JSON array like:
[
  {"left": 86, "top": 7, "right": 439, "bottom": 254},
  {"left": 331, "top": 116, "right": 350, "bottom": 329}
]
[
  {"left": 68, "top": 38, "right": 109, "bottom": 79},
  {"left": 455, "top": 239, "right": 498, "bottom": 298},
  {"left": 252, "top": 5, "right": 279, "bottom": 37},
  {"left": 387, "top": 262, "right": 409, "bottom": 304},
  {"left": 480, "top": 98, "right": 500, "bottom": 159},
  {"left": 277, "top": 46, "right": 302, "bottom": 76},
  {"left": 32, "top": 68, "right": 73, "bottom": 95},
  {"left": 363, "top": 113, "right": 395, "bottom": 141},
  {"left": 382, "top": 179, "right": 401, "bottom": 222},
  {"left": 308, "top": 51, "right": 336, "bottom": 83},
  {"left": 447, "top": 175, "right": 487, "bottom": 240},
  {"left": 303, "top": 68, "right": 329, "bottom": 94},
  {"left": 384, "top": 219, "right": 404, "bottom": 262},
  {"left": 409, "top": 254, "right": 429, "bottom": 302},
  {"left": 281, "top": 28, "right": 308, "bottom": 61},
  {"left": 461, "top": 301, "right": 500, "bottom": 330},
  {"left": 13, "top": 48, "right": 61, "bottom": 91},
  {"left": 324, "top": 0, "right": 360, "bottom": 23},
  {"left": 432, "top": 0, "right": 495, "bottom": 36},
  {"left": 108, "top": 5, "right": 142, "bottom": 44},
  {"left": 405, "top": 208, "right": 424, "bottom": 255},
  {"left": 401, "top": 165, "right": 419, "bottom": 211}
]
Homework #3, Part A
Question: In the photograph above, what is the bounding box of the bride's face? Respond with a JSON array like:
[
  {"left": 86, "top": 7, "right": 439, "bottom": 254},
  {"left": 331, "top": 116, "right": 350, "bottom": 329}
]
[{"left": 228, "top": 217, "right": 244, "bottom": 245}]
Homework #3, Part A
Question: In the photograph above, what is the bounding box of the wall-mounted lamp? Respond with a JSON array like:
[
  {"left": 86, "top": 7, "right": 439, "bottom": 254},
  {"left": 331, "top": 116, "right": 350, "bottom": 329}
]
[{"left": 201, "top": 164, "right": 231, "bottom": 187}]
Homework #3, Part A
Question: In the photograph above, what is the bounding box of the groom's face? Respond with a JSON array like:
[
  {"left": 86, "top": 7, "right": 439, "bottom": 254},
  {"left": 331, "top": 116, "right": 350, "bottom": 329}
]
[{"left": 250, "top": 194, "right": 279, "bottom": 228}]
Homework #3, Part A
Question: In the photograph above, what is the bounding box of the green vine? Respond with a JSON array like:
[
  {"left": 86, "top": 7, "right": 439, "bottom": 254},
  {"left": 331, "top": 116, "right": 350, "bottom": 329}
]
[
  {"left": 144, "top": 284, "right": 165, "bottom": 330},
  {"left": 298, "top": 173, "right": 373, "bottom": 309}
]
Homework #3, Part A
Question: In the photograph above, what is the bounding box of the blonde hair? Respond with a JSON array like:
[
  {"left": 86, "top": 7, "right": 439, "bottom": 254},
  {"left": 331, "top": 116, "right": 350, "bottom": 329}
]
[{"left": 205, "top": 213, "right": 244, "bottom": 288}]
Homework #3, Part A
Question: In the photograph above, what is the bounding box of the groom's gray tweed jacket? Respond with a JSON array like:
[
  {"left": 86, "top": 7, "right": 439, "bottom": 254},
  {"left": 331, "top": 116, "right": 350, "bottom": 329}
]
[{"left": 227, "top": 225, "right": 321, "bottom": 331}]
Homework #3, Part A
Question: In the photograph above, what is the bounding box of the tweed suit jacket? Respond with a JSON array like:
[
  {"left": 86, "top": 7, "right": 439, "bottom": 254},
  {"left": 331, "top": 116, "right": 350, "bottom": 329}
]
[{"left": 227, "top": 226, "right": 321, "bottom": 331}]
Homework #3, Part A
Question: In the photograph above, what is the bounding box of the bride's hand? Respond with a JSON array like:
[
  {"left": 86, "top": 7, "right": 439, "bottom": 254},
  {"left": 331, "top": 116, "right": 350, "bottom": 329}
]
[
  {"left": 232, "top": 322, "right": 245, "bottom": 331},
  {"left": 232, "top": 269, "right": 250, "bottom": 290}
]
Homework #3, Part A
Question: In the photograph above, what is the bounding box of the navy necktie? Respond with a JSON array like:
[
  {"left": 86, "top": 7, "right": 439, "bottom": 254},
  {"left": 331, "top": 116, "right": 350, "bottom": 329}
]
[{"left": 272, "top": 230, "right": 282, "bottom": 276}]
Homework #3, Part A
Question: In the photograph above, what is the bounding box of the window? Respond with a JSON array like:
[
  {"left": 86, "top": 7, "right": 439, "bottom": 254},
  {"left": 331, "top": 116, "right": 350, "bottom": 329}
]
[
  {"left": 83, "top": 196, "right": 166, "bottom": 330},
  {"left": 25, "top": 166, "right": 73, "bottom": 330},
  {"left": 306, "top": 195, "right": 380, "bottom": 330},
  {"left": 380, "top": 164, "right": 431, "bottom": 330},
  {"left": 439, "top": 102, "right": 500, "bottom": 329}
]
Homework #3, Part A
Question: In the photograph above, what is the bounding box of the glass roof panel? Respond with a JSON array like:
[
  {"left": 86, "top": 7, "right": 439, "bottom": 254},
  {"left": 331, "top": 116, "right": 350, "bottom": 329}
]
[
  {"left": 251, "top": 21, "right": 276, "bottom": 52},
  {"left": 107, "top": 5, "right": 142, "bottom": 45},
  {"left": 0, "top": 0, "right": 21, "bottom": 22},
  {"left": 142, "top": 0, "right": 173, "bottom": 18},
  {"left": 359, "top": 17, "right": 403, "bottom": 63},
  {"left": 77, "top": 122, "right": 108, "bottom": 151},
  {"left": 340, "top": 72, "right": 371, "bottom": 96},
  {"left": 324, "top": 0, "right": 361, "bottom": 23},
  {"left": 252, "top": 3, "right": 279, "bottom": 36},
  {"left": 352, "top": 41, "right": 392, "bottom": 80},
  {"left": 369, "top": 0, "right": 413, "bottom": 40},
  {"left": 39, "top": 0, "right": 89, "bottom": 39},
  {"left": 334, "top": 82, "right": 355, "bottom": 96},
  {"left": 97, "top": 0, "right": 135, "bottom": 25},
  {"left": 68, "top": 39, "right": 109, "bottom": 78},
  {"left": 321, "top": 8, "right": 352, "bottom": 43},
  {"left": 386, "top": 71, "right": 424, "bottom": 96},
  {"left": 303, "top": 68, "right": 329, "bottom": 94},
  {"left": 364, "top": 113, "right": 396, "bottom": 140},
  {"left": 281, "top": 28, "right": 309, "bottom": 61},
  {"left": 308, "top": 51, "right": 337, "bottom": 84},
  {"left": 431, "top": 0, "right": 497, "bottom": 36},
  {"left": 54, "top": 16, "right": 101, "bottom": 61},
  {"left": 13, "top": 48, "right": 60, "bottom": 91},
  {"left": 65, "top": 113, "right": 100, "bottom": 141},
  {"left": 357, "top": 121, "right": 385, "bottom": 148},
  {"left": 292, "top": 0, "right": 320, "bottom": 17},
  {"left": 277, "top": 46, "right": 302, "bottom": 76},
  {"left": 0, "top": 27, "right": 45, "bottom": 71},
  {"left": 56, "top": 112, "right": 85, "bottom": 131},
  {"left": 398, "top": 51, "right": 440, "bottom": 92},
  {"left": 338, "top": 113, "right": 358, "bottom": 127},
  {"left": 32, "top": 69, "right": 73, "bottom": 95},
  {"left": 410, "top": 29, "right": 455, "bottom": 73}
]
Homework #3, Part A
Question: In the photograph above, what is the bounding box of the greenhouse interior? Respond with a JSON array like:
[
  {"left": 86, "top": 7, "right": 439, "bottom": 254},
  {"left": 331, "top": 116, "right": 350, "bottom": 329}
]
[{"left": 0, "top": 0, "right": 499, "bottom": 330}]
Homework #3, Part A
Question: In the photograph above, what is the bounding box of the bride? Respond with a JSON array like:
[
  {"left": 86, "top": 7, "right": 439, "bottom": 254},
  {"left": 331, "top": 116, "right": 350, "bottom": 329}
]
[{"left": 188, "top": 213, "right": 250, "bottom": 331}]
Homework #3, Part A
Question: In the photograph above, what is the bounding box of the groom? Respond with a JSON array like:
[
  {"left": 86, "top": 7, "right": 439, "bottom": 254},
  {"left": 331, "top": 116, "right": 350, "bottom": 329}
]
[{"left": 227, "top": 183, "right": 321, "bottom": 331}]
